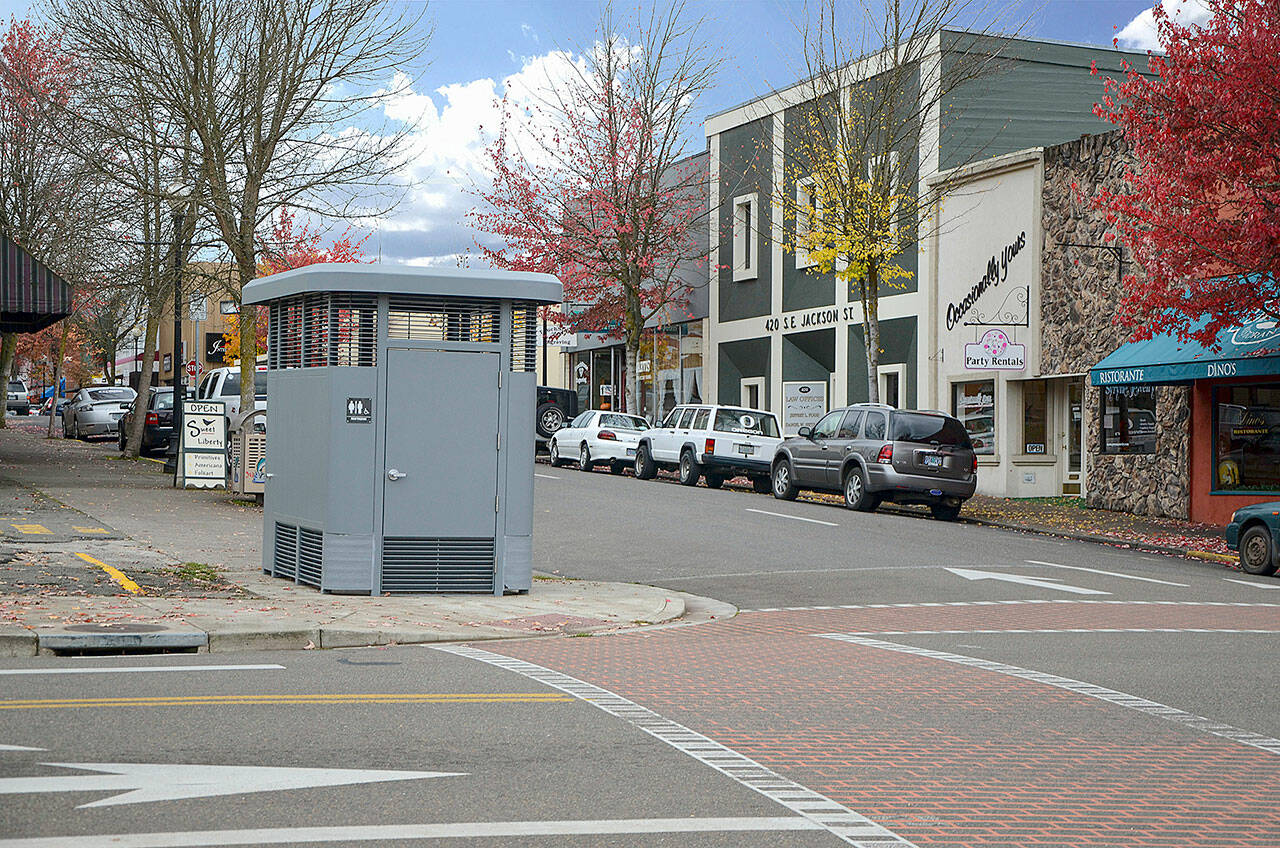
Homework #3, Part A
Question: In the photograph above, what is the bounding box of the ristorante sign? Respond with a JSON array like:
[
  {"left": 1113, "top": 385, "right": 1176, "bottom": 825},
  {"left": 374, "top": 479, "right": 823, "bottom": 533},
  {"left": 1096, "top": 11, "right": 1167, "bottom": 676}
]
[{"left": 946, "top": 231, "right": 1027, "bottom": 331}]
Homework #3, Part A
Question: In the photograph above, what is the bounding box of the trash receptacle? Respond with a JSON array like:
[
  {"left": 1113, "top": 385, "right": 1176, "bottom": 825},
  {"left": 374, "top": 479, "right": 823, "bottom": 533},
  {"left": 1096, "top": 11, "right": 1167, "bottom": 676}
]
[
  {"left": 229, "top": 409, "right": 267, "bottom": 498},
  {"left": 241, "top": 264, "right": 561, "bottom": 596}
]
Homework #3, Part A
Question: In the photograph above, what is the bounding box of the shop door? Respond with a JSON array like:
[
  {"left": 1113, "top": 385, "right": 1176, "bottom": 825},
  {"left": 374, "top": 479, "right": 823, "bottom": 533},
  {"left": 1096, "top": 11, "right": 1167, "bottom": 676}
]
[{"left": 1061, "top": 380, "right": 1084, "bottom": 495}]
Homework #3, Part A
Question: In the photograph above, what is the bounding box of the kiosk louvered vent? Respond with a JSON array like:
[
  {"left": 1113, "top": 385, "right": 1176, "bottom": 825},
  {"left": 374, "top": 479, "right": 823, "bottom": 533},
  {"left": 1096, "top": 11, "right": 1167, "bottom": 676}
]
[
  {"left": 268, "top": 293, "right": 377, "bottom": 369},
  {"left": 387, "top": 295, "right": 500, "bottom": 343},
  {"left": 381, "top": 537, "right": 496, "bottom": 593},
  {"left": 272, "top": 522, "right": 298, "bottom": 579},
  {"left": 296, "top": 527, "right": 323, "bottom": 587},
  {"left": 510, "top": 302, "right": 537, "bottom": 372}
]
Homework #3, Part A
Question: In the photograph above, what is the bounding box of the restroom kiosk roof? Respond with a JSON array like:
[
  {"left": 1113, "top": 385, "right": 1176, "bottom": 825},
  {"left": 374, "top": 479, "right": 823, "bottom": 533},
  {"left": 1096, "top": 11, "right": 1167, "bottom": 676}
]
[{"left": 242, "top": 263, "right": 562, "bottom": 306}]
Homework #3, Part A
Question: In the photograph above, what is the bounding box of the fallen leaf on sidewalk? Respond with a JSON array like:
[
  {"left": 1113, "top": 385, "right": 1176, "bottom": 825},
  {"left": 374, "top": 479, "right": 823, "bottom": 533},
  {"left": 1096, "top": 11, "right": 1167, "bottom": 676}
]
[{"left": 303, "top": 640, "right": 315, "bottom": 650}]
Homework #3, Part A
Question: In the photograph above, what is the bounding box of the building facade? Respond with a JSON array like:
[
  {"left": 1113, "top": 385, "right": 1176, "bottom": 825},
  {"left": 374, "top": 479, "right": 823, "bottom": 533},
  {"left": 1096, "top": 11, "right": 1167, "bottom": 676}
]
[{"left": 703, "top": 32, "right": 1152, "bottom": 437}]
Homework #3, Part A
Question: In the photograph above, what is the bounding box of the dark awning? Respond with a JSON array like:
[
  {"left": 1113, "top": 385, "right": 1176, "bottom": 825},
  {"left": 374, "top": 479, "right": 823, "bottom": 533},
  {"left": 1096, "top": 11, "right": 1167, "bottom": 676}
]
[
  {"left": 1090, "top": 314, "right": 1280, "bottom": 386},
  {"left": 0, "top": 233, "right": 70, "bottom": 333}
]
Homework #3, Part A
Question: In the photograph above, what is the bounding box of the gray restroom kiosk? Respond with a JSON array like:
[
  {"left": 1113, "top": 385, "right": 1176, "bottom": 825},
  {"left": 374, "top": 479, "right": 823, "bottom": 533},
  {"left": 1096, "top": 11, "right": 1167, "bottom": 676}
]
[{"left": 241, "top": 265, "right": 562, "bottom": 596}]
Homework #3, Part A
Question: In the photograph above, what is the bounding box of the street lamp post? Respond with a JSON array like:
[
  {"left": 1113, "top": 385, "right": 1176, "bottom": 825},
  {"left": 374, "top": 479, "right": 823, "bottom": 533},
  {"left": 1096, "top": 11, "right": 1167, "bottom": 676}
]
[{"left": 163, "top": 189, "right": 189, "bottom": 483}]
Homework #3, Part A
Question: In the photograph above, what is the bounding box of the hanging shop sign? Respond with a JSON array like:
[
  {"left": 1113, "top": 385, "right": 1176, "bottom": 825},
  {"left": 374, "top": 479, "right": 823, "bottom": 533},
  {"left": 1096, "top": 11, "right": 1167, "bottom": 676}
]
[
  {"left": 964, "top": 329, "right": 1025, "bottom": 371},
  {"left": 782, "top": 381, "right": 827, "bottom": 434}
]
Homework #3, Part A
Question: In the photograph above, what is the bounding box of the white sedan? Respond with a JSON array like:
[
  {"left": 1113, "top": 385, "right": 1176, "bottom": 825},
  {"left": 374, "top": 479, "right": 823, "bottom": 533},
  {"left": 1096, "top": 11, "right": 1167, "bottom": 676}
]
[{"left": 549, "top": 410, "right": 650, "bottom": 473}]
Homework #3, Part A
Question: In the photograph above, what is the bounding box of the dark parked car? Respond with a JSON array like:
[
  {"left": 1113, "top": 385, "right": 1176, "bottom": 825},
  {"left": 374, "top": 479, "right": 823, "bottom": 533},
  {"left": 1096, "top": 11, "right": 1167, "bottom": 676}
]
[
  {"left": 536, "top": 385, "right": 579, "bottom": 441},
  {"left": 770, "top": 403, "right": 978, "bottom": 520},
  {"left": 1226, "top": 502, "right": 1280, "bottom": 576},
  {"left": 118, "top": 387, "right": 175, "bottom": 455}
]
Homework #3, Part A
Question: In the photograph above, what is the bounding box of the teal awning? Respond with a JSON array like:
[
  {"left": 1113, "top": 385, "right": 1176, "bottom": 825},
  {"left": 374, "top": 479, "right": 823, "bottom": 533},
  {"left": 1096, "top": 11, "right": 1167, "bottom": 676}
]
[{"left": 1090, "top": 315, "right": 1280, "bottom": 386}]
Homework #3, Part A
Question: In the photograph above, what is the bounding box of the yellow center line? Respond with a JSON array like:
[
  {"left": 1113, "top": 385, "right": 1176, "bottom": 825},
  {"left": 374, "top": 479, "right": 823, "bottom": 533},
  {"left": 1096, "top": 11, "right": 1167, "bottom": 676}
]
[
  {"left": 11, "top": 523, "right": 51, "bottom": 534},
  {"left": 74, "top": 552, "right": 143, "bottom": 594},
  {"left": 72, "top": 526, "right": 111, "bottom": 534},
  {"left": 0, "top": 693, "right": 571, "bottom": 710}
]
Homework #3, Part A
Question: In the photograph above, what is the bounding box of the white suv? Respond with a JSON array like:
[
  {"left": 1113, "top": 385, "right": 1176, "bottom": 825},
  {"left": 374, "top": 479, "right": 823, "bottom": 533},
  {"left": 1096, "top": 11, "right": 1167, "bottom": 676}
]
[
  {"left": 195, "top": 366, "right": 266, "bottom": 417},
  {"left": 634, "top": 404, "right": 782, "bottom": 492}
]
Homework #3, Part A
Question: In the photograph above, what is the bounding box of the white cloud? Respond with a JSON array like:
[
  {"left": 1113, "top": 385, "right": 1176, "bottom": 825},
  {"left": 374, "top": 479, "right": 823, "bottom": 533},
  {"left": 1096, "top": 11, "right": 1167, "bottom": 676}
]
[
  {"left": 1115, "top": 0, "right": 1214, "bottom": 51},
  {"left": 361, "top": 49, "right": 592, "bottom": 265},
  {"left": 520, "top": 23, "right": 539, "bottom": 44}
]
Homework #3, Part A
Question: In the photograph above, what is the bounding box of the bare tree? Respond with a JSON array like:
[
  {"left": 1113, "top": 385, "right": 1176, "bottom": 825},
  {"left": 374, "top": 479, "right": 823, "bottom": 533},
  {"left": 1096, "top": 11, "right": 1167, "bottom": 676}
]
[
  {"left": 772, "top": 0, "right": 1019, "bottom": 402},
  {"left": 52, "top": 0, "right": 429, "bottom": 413}
]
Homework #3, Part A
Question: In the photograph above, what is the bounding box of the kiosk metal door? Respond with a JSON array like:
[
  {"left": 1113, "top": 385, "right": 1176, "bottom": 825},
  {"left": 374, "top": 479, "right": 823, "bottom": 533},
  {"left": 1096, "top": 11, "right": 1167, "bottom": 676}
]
[{"left": 380, "top": 348, "right": 500, "bottom": 592}]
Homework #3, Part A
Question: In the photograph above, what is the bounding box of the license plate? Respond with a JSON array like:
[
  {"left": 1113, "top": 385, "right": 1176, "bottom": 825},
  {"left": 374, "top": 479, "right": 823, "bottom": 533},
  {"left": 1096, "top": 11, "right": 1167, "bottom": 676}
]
[
  {"left": 626, "top": 448, "right": 636, "bottom": 456},
  {"left": 923, "top": 454, "right": 942, "bottom": 467},
  {"left": 736, "top": 443, "right": 754, "bottom": 456}
]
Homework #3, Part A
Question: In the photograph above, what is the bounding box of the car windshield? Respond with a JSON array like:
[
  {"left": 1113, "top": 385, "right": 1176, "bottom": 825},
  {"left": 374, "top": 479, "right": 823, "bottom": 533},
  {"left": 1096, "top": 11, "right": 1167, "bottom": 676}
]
[
  {"left": 88, "top": 388, "right": 134, "bottom": 403},
  {"left": 892, "top": 412, "right": 972, "bottom": 447},
  {"left": 713, "top": 408, "right": 779, "bottom": 437},
  {"left": 152, "top": 392, "right": 175, "bottom": 410},
  {"left": 7, "top": 381, "right": 23, "bottom": 392},
  {"left": 601, "top": 414, "right": 647, "bottom": 430},
  {"left": 223, "top": 371, "right": 268, "bottom": 398}
]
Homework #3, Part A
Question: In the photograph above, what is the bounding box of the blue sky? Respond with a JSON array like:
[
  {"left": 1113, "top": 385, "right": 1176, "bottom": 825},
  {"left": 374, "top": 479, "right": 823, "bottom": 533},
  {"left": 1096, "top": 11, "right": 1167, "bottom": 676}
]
[{"left": 8, "top": 0, "right": 1194, "bottom": 264}]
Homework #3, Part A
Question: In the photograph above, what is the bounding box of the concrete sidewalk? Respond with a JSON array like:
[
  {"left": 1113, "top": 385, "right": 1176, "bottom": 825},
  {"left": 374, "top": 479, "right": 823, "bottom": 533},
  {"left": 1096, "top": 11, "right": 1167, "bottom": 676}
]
[{"left": 0, "top": 428, "right": 710, "bottom": 656}]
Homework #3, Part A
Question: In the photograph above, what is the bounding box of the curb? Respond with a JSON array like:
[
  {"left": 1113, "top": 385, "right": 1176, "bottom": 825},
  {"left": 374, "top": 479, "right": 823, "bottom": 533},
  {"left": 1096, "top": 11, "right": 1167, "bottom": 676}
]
[
  {"left": 38, "top": 630, "right": 207, "bottom": 654},
  {"left": 206, "top": 627, "right": 320, "bottom": 653},
  {"left": 0, "top": 628, "right": 37, "bottom": 657}
]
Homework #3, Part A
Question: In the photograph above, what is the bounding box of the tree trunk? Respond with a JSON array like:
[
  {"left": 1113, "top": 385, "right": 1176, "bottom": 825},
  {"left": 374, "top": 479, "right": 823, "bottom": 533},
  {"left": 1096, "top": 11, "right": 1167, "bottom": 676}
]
[
  {"left": 45, "top": 324, "right": 68, "bottom": 439},
  {"left": 236, "top": 256, "right": 258, "bottom": 417},
  {"left": 123, "top": 309, "right": 160, "bottom": 456},
  {"left": 0, "top": 333, "right": 16, "bottom": 429},
  {"left": 863, "top": 264, "right": 881, "bottom": 404}
]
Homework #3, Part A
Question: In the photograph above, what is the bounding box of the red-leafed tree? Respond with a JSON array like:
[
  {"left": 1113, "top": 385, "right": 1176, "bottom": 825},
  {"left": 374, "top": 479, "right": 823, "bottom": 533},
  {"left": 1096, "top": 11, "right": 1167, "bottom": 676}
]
[
  {"left": 1092, "top": 0, "right": 1280, "bottom": 345},
  {"left": 223, "top": 207, "right": 369, "bottom": 355},
  {"left": 468, "top": 3, "right": 714, "bottom": 413}
]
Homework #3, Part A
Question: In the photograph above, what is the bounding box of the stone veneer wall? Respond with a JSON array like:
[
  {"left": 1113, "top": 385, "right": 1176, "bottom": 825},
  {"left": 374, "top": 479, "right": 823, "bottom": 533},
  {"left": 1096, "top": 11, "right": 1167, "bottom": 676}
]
[{"left": 1040, "top": 132, "right": 1190, "bottom": 519}]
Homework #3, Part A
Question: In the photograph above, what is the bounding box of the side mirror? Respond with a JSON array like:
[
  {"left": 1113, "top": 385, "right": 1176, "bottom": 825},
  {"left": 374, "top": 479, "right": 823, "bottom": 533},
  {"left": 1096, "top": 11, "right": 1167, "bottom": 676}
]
[{"left": 798, "top": 426, "right": 813, "bottom": 439}]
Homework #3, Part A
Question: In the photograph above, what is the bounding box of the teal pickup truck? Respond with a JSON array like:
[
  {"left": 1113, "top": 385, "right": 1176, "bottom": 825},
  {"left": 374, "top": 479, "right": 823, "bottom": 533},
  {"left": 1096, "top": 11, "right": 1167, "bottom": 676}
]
[{"left": 1226, "top": 502, "right": 1280, "bottom": 576}]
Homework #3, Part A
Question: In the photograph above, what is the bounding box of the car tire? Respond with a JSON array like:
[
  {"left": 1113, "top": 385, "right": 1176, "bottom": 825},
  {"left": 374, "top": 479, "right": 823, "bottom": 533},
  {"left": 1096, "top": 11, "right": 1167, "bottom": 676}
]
[
  {"left": 1239, "top": 525, "right": 1278, "bottom": 576},
  {"left": 634, "top": 444, "right": 657, "bottom": 480},
  {"left": 536, "top": 403, "right": 566, "bottom": 440},
  {"left": 705, "top": 474, "right": 724, "bottom": 489},
  {"left": 843, "top": 467, "right": 878, "bottom": 512},
  {"left": 930, "top": 502, "right": 962, "bottom": 522},
  {"left": 772, "top": 460, "right": 798, "bottom": 500},
  {"left": 71, "top": 418, "right": 81, "bottom": 440},
  {"left": 678, "top": 450, "right": 701, "bottom": 486},
  {"left": 548, "top": 439, "right": 564, "bottom": 467},
  {"left": 118, "top": 428, "right": 127, "bottom": 451},
  {"left": 609, "top": 461, "right": 626, "bottom": 475},
  {"left": 751, "top": 476, "right": 771, "bottom": 494},
  {"left": 577, "top": 443, "right": 593, "bottom": 472}
]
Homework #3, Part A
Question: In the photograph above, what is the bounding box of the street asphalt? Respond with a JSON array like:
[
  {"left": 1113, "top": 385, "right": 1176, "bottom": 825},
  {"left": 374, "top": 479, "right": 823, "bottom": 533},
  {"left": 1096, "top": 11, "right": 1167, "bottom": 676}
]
[{"left": 0, "top": 421, "right": 1276, "bottom": 847}]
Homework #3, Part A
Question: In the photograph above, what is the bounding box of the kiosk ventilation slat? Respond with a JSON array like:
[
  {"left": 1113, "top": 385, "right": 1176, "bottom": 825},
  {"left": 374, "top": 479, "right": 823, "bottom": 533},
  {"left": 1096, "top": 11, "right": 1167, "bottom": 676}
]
[
  {"left": 387, "top": 295, "right": 500, "bottom": 344},
  {"left": 268, "top": 293, "right": 377, "bottom": 369},
  {"left": 381, "top": 537, "right": 496, "bottom": 593},
  {"left": 510, "top": 302, "right": 538, "bottom": 372}
]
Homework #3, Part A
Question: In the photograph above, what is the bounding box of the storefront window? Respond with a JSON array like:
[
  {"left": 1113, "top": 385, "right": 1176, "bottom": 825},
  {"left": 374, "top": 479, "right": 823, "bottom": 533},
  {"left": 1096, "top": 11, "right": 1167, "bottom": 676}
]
[
  {"left": 1100, "top": 386, "right": 1157, "bottom": 454},
  {"left": 953, "top": 381, "right": 995, "bottom": 455},
  {"left": 1214, "top": 383, "right": 1280, "bottom": 493},
  {"left": 681, "top": 324, "right": 703, "bottom": 405},
  {"left": 1022, "top": 380, "right": 1047, "bottom": 454}
]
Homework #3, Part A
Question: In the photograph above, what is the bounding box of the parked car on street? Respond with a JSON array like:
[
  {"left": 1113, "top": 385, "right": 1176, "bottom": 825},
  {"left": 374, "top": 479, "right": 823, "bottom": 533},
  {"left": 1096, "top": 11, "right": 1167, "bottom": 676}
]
[
  {"left": 549, "top": 410, "right": 649, "bottom": 473},
  {"left": 536, "top": 385, "right": 579, "bottom": 442},
  {"left": 634, "top": 404, "right": 782, "bottom": 492},
  {"left": 196, "top": 366, "right": 267, "bottom": 417},
  {"left": 118, "top": 387, "right": 175, "bottom": 455},
  {"left": 61, "top": 386, "right": 137, "bottom": 440},
  {"left": 6, "top": 379, "right": 29, "bottom": 416},
  {"left": 1226, "top": 502, "right": 1280, "bottom": 576},
  {"left": 770, "top": 403, "right": 977, "bottom": 520}
]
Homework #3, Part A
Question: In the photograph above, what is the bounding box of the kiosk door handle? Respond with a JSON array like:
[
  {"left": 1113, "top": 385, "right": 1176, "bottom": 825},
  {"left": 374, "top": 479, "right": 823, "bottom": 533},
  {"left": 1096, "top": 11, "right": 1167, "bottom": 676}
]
[{"left": 386, "top": 468, "right": 408, "bottom": 481}]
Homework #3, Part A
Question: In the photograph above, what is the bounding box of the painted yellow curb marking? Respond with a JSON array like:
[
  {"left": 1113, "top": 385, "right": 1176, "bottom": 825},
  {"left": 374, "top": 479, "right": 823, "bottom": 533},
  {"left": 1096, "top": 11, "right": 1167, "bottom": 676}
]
[
  {"left": 10, "top": 523, "right": 51, "bottom": 534},
  {"left": 1187, "top": 550, "right": 1237, "bottom": 563},
  {"left": 74, "top": 552, "right": 143, "bottom": 595},
  {"left": 72, "top": 526, "right": 110, "bottom": 534},
  {"left": 0, "top": 693, "right": 572, "bottom": 710}
]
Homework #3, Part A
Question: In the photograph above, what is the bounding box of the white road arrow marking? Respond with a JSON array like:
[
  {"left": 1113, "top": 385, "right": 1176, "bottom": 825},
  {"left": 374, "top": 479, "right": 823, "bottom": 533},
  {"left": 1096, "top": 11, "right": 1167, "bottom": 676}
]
[
  {"left": 0, "top": 745, "right": 43, "bottom": 752},
  {"left": 1224, "top": 577, "right": 1280, "bottom": 589},
  {"left": 946, "top": 567, "right": 1110, "bottom": 596},
  {"left": 0, "top": 762, "right": 464, "bottom": 808}
]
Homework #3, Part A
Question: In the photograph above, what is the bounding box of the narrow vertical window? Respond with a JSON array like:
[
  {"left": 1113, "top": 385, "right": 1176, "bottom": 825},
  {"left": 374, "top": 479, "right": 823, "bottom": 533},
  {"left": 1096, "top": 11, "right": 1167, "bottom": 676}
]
[{"left": 732, "top": 193, "right": 758, "bottom": 281}]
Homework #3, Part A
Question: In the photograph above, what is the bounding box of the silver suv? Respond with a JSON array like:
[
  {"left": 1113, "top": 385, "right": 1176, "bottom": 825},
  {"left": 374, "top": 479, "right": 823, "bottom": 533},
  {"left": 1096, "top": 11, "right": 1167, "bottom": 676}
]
[{"left": 770, "top": 403, "right": 977, "bottom": 520}]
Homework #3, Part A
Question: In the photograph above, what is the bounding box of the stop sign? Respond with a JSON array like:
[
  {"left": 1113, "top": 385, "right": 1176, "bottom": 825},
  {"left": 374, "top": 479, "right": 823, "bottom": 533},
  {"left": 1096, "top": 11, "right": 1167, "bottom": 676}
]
[{"left": 186, "top": 360, "right": 199, "bottom": 379}]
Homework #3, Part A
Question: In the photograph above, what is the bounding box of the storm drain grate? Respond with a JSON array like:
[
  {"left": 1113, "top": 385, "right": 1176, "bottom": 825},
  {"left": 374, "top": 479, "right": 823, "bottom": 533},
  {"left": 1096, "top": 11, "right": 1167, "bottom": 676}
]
[{"left": 381, "top": 537, "right": 495, "bottom": 594}]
